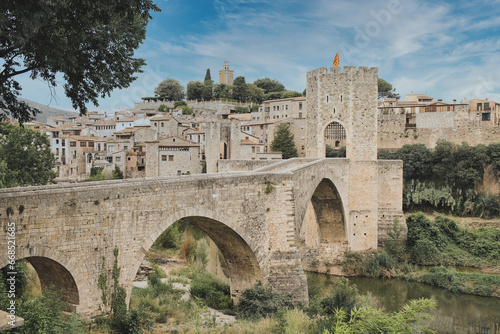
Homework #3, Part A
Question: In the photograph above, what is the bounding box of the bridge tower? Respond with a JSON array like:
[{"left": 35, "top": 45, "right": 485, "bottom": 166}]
[{"left": 305, "top": 66, "right": 380, "bottom": 251}]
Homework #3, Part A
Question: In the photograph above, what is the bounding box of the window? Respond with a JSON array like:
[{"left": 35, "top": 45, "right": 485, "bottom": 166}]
[
  {"left": 56, "top": 139, "right": 59, "bottom": 144},
  {"left": 161, "top": 122, "right": 164, "bottom": 127},
  {"left": 88, "top": 142, "right": 94, "bottom": 148},
  {"left": 301, "top": 145, "right": 305, "bottom": 150},
  {"left": 299, "top": 112, "right": 302, "bottom": 118},
  {"left": 56, "top": 148, "right": 59, "bottom": 155},
  {"left": 299, "top": 103, "right": 302, "bottom": 110},
  {"left": 162, "top": 155, "right": 167, "bottom": 161},
  {"left": 252, "top": 146, "right": 255, "bottom": 153},
  {"left": 80, "top": 142, "right": 87, "bottom": 147},
  {"left": 154, "top": 123, "right": 157, "bottom": 127},
  {"left": 116, "top": 157, "right": 121, "bottom": 162},
  {"left": 61, "top": 140, "right": 65, "bottom": 147},
  {"left": 70, "top": 141, "right": 76, "bottom": 147},
  {"left": 169, "top": 155, "right": 174, "bottom": 161},
  {"left": 108, "top": 145, "right": 114, "bottom": 152},
  {"left": 106, "top": 156, "right": 113, "bottom": 163}
]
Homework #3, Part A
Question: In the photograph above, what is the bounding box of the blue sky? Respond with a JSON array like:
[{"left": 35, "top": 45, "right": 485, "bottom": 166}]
[{"left": 16, "top": 0, "right": 500, "bottom": 111}]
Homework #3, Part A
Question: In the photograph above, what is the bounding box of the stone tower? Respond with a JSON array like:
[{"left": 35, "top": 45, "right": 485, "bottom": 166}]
[
  {"left": 305, "top": 66, "right": 380, "bottom": 251},
  {"left": 219, "top": 60, "right": 234, "bottom": 86},
  {"left": 205, "top": 120, "right": 241, "bottom": 173},
  {"left": 305, "top": 66, "right": 378, "bottom": 159}
]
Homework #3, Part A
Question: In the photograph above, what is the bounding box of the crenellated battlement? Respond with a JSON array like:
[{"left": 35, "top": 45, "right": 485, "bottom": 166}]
[{"left": 307, "top": 66, "right": 378, "bottom": 81}]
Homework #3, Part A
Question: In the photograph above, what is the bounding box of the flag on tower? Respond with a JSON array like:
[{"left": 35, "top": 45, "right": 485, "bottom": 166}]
[{"left": 333, "top": 52, "right": 340, "bottom": 67}]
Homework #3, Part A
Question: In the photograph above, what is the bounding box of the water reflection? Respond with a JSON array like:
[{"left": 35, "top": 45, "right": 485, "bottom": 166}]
[{"left": 310, "top": 274, "right": 500, "bottom": 334}]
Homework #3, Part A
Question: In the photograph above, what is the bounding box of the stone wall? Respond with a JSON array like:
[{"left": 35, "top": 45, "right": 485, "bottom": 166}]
[
  {"left": 379, "top": 110, "right": 500, "bottom": 150},
  {"left": 306, "top": 66, "right": 378, "bottom": 160},
  {"left": 218, "top": 159, "right": 276, "bottom": 172}
]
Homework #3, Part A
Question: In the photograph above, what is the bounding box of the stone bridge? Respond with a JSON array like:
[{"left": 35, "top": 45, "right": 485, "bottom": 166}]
[{"left": 0, "top": 157, "right": 402, "bottom": 318}]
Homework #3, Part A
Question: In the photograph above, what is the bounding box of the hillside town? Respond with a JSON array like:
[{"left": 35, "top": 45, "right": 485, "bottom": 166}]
[{"left": 13, "top": 61, "right": 500, "bottom": 182}]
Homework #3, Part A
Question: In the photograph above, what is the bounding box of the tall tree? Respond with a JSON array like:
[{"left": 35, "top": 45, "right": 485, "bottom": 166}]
[
  {"left": 232, "top": 76, "right": 248, "bottom": 102},
  {"left": 247, "top": 84, "right": 265, "bottom": 104},
  {"left": 204, "top": 69, "right": 212, "bottom": 83},
  {"left": 0, "top": 0, "right": 160, "bottom": 123},
  {"left": 213, "top": 83, "right": 232, "bottom": 100},
  {"left": 378, "top": 78, "right": 400, "bottom": 100},
  {"left": 271, "top": 123, "right": 298, "bottom": 159},
  {"left": 154, "top": 78, "right": 185, "bottom": 101},
  {"left": 202, "top": 68, "right": 213, "bottom": 101},
  {"left": 186, "top": 81, "right": 204, "bottom": 101},
  {"left": 253, "top": 78, "right": 286, "bottom": 94},
  {"left": 0, "top": 122, "right": 56, "bottom": 187}
]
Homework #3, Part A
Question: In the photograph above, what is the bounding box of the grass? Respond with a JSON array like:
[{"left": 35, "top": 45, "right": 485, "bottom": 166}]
[{"left": 406, "top": 266, "right": 500, "bottom": 297}]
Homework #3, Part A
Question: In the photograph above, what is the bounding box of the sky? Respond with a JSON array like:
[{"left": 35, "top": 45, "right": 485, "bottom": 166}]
[{"left": 14, "top": 0, "right": 500, "bottom": 112}]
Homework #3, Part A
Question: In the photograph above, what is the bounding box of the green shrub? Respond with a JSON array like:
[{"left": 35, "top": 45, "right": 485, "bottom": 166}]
[
  {"left": 410, "top": 238, "right": 439, "bottom": 264},
  {"left": 190, "top": 272, "right": 233, "bottom": 311},
  {"left": 319, "top": 277, "right": 359, "bottom": 317},
  {"left": 152, "top": 222, "right": 181, "bottom": 249},
  {"left": 237, "top": 283, "right": 294, "bottom": 320}
]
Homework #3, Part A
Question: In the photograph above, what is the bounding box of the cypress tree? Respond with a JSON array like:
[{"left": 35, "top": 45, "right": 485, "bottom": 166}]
[{"left": 271, "top": 123, "right": 298, "bottom": 159}]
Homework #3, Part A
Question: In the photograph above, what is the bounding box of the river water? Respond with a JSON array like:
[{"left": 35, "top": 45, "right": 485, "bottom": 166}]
[{"left": 309, "top": 273, "right": 500, "bottom": 334}]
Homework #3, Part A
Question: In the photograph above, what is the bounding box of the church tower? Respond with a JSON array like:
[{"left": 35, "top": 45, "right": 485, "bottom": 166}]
[{"left": 219, "top": 60, "right": 234, "bottom": 85}]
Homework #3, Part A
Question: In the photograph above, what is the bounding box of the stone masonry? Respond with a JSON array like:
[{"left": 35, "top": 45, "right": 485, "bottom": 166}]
[{"left": 0, "top": 65, "right": 404, "bottom": 318}]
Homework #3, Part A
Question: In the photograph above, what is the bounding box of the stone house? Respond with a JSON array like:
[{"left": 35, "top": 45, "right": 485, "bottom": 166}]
[{"left": 145, "top": 136, "right": 202, "bottom": 177}]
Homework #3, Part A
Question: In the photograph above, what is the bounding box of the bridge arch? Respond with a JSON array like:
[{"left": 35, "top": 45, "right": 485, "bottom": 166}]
[
  {"left": 0, "top": 250, "right": 81, "bottom": 311},
  {"left": 300, "top": 178, "right": 348, "bottom": 254},
  {"left": 140, "top": 211, "right": 264, "bottom": 301}
]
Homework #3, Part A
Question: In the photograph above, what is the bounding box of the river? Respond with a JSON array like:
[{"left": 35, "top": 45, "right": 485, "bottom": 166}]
[{"left": 308, "top": 273, "right": 500, "bottom": 334}]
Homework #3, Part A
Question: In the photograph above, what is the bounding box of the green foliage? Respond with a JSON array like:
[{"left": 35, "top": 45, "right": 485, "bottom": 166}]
[
  {"left": 234, "top": 106, "right": 251, "bottom": 113},
  {"left": 179, "top": 105, "right": 193, "bottom": 115},
  {"left": 106, "top": 247, "right": 152, "bottom": 333},
  {"left": 232, "top": 76, "right": 248, "bottom": 102},
  {"left": 385, "top": 218, "right": 406, "bottom": 261},
  {"left": 174, "top": 100, "right": 187, "bottom": 108},
  {"left": 187, "top": 80, "right": 204, "bottom": 101},
  {"left": 154, "top": 78, "right": 185, "bottom": 101},
  {"left": 264, "top": 182, "right": 275, "bottom": 194},
  {"left": 1, "top": 0, "right": 160, "bottom": 122},
  {"left": 190, "top": 271, "right": 233, "bottom": 311},
  {"left": 1, "top": 260, "right": 28, "bottom": 299},
  {"left": 377, "top": 149, "right": 395, "bottom": 160},
  {"left": 405, "top": 213, "right": 500, "bottom": 266},
  {"left": 407, "top": 267, "right": 500, "bottom": 297},
  {"left": 153, "top": 222, "right": 181, "bottom": 249},
  {"left": 378, "top": 78, "right": 400, "bottom": 100},
  {"left": 324, "top": 298, "right": 436, "bottom": 334},
  {"left": 10, "top": 288, "right": 83, "bottom": 334},
  {"left": 237, "top": 283, "right": 295, "bottom": 320},
  {"left": 158, "top": 104, "right": 169, "bottom": 112},
  {"left": 193, "top": 238, "right": 209, "bottom": 266},
  {"left": 247, "top": 84, "right": 265, "bottom": 103},
  {"left": 0, "top": 271, "right": 9, "bottom": 310},
  {"left": 396, "top": 144, "right": 433, "bottom": 180},
  {"left": 202, "top": 69, "right": 213, "bottom": 101},
  {"left": 213, "top": 83, "right": 232, "bottom": 100},
  {"left": 0, "top": 122, "right": 56, "bottom": 187},
  {"left": 112, "top": 165, "right": 124, "bottom": 179},
  {"left": 319, "top": 277, "right": 359, "bottom": 317},
  {"left": 253, "top": 78, "right": 286, "bottom": 94},
  {"left": 365, "top": 252, "right": 396, "bottom": 277},
  {"left": 270, "top": 123, "right": 298, "bottom": 159},
  {"left": 326, "top": 145, "right": 346, "bottom": 158}
]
